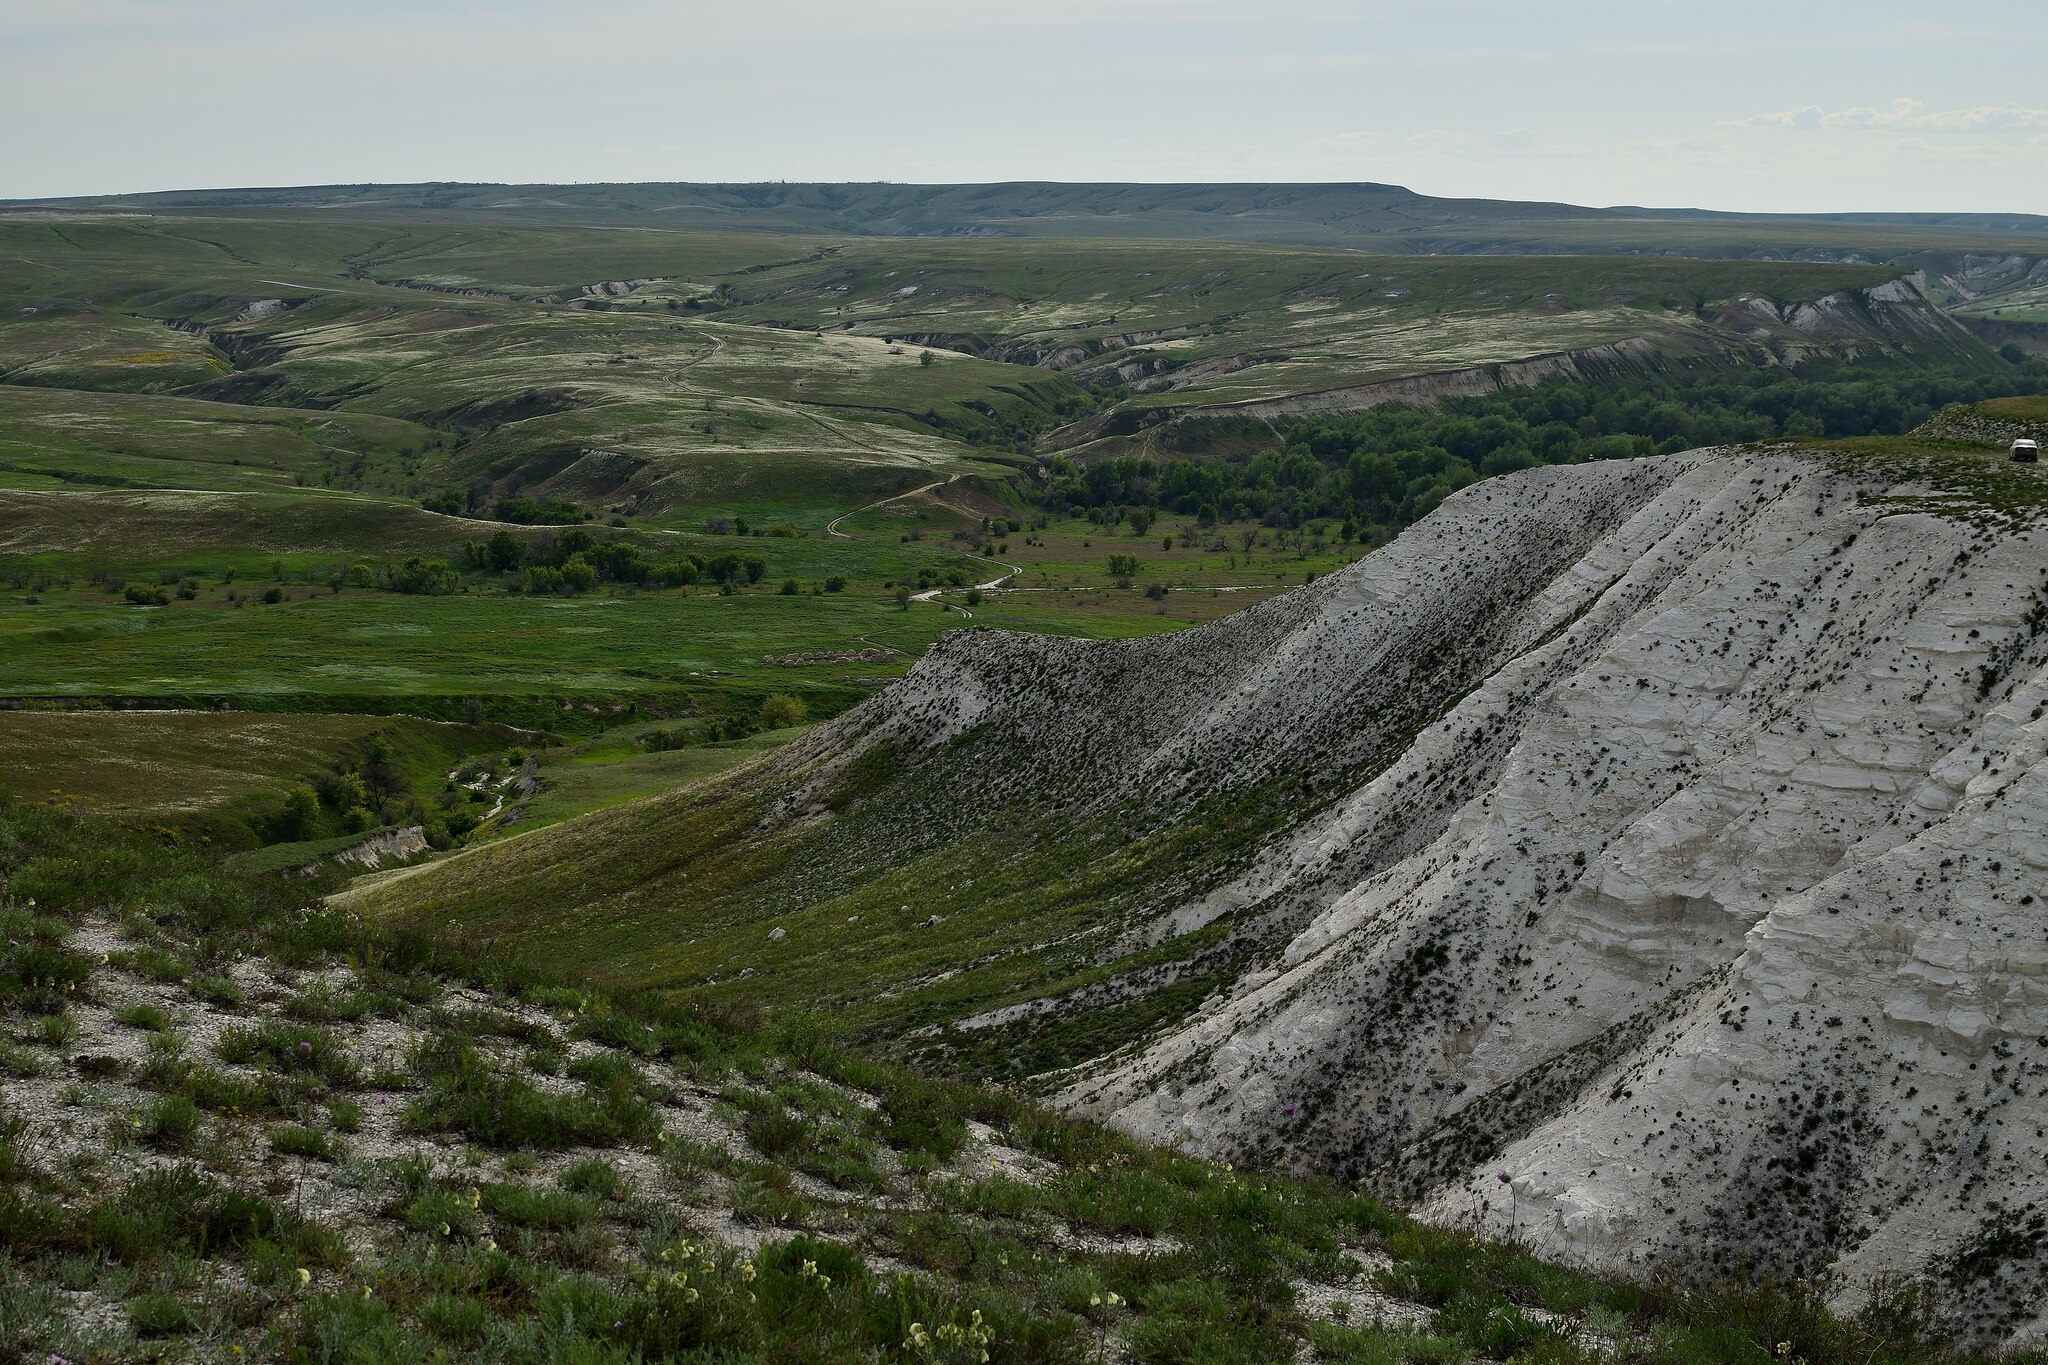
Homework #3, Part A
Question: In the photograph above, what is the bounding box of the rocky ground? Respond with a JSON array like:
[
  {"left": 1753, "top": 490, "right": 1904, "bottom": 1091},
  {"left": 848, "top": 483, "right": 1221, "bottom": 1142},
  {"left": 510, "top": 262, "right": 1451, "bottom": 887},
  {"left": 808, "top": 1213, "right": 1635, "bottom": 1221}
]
[{"left": 7, "top": 861, "right": 1616, "bottom": 1363}]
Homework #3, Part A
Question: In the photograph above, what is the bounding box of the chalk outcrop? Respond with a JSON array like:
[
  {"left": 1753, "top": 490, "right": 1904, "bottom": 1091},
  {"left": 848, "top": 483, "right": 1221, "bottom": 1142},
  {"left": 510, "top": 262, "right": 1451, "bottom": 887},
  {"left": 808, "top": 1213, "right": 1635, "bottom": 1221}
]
[
  {"left": 856, "top": 448, "right": 2048, "bottom": 1342},
  {"left": 1028, "top": 450, "right": 2048, "bottom": 1343}
]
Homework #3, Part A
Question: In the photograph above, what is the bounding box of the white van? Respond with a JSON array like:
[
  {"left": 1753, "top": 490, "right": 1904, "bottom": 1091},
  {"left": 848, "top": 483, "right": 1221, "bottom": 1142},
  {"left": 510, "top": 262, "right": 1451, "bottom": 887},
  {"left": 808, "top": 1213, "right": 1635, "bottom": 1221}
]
[{"left": 2013, "top": 439, "right": 2040, "bottom": 463}]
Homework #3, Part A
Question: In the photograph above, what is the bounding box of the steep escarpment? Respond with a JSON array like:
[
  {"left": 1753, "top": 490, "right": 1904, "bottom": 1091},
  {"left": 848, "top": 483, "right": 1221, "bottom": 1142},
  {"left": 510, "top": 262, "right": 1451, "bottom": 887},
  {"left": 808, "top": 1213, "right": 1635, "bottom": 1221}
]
[
  {"left": 1053, "top": 451, "right": 2048, "bottom": 1344},
  {"left": 360, "top": 446, "right": 2048, "bottom": 1344}
]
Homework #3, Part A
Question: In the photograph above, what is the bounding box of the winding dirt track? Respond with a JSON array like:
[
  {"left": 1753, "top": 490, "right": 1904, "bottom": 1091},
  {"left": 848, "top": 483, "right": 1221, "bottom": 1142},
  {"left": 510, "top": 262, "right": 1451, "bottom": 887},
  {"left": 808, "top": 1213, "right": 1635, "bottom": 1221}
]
[{"left": 824, "top": 472, "right": 962, "bottom": 539}]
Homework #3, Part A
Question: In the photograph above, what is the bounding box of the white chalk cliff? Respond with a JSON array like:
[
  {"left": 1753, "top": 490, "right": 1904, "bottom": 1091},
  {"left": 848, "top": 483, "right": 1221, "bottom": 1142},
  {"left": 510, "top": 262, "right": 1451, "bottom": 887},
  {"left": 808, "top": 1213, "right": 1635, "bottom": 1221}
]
[{"left": 1029, "top": 450, "right": 2048, "bottom": 1343}]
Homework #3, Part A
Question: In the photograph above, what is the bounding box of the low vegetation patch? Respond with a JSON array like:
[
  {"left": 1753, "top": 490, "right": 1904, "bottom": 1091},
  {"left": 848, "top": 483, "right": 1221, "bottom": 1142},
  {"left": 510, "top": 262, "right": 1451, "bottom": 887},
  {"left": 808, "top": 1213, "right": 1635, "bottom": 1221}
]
[{"left": 0, "top": 791, "right": 2034, "bottom": 1363}]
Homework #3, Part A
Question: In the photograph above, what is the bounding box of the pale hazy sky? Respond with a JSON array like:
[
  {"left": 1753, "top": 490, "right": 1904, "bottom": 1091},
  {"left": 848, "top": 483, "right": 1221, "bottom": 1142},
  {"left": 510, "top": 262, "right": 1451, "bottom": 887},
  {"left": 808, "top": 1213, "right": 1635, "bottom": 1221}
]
[{"left": 5, "top": 0, "right": 2046, "bottom": 212}]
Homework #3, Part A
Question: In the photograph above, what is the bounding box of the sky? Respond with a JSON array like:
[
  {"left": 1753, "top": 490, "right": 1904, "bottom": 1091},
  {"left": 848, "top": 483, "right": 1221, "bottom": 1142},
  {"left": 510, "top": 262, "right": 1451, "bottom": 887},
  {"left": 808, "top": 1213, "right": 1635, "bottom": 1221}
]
[{"left": 4, "top": 0, "right": 2046, "bottom": 213}]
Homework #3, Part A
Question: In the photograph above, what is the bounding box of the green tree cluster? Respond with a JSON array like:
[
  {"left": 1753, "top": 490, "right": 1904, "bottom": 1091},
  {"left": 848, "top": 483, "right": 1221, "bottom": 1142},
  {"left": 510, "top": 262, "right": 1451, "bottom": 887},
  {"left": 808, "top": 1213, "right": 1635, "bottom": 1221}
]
[
  {"left": 1044, "top": 362, "right": 2048, "bottom": 538},
  {"left": 461, "top": 528, "right": 765, "bottom": 596}
]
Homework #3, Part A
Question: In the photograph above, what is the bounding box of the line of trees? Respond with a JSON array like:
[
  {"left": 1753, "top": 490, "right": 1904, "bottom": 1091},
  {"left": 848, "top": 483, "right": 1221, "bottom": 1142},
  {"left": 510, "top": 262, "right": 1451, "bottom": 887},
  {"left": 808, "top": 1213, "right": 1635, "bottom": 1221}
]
[
  {"left": 1042, "top": 361, "right": 2048, "bottom": 538},
  {"left": 460, "top": 528, "right": 764, "bottom": 595}
]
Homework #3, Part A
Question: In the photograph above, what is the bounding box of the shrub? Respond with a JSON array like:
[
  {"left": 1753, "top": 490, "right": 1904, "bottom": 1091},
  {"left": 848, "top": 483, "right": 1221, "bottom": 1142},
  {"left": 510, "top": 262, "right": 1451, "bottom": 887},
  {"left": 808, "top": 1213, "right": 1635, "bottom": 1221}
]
[
  {"left": 86, "top": 1165, "right": 339, "bottom": 1268},
  {"left": 419, "top": 1291, "right": 492, "bottom": 1346},
  {"left": 2, "top": 943, "right": 93, "bottom": 1014},
  {"left": 0, "top": 1188, "right": 63, "bottom": 1255},
  {"left": 492, "top": 497, "right": 582, "bottom": 526},
  {"left": 143, "top": 1093, "right": 205, "bottom": 1151},
  {"left": 216, "top": 1020, "right": 361, "bottom": 1088},
  {"left": 291, "top": 1291, "right": 427, "bottom": 1363},
  {"left": 560, "top": 1157, "right": 627, "bottom": 1200},
  {"left": 328, "top": 1097, "right": 363, "bottom": 1133},
  {"left": 403, "top": 1187, "right": 483, "bottom": 1241},
  {"left": 110, "top": 945, "right": 187, "bottom": 984},
  {"left": 113, "top": 1002, "right": 172, "bottom": 1031},
  {"left": 481, "top": 1182, "right": 596, "bottom": 1230},
  {"left": 270, "top": 1123, "right": 338, "bottom": 1161},
  {"left": 879, "top": 1077, "right": 968, "bottom": 1160},
  {"left": 127, "top": 1291, "right": 197, "bottom": 1337},
  {"left": 758, "top": 693, "right": 807, "bottom": 729},
  {"left": 406, "top": 1036, "right": 656, "bottom": 1150},
  {"left": 188, "top": 973, "right": 246, "bottom": 1010}
]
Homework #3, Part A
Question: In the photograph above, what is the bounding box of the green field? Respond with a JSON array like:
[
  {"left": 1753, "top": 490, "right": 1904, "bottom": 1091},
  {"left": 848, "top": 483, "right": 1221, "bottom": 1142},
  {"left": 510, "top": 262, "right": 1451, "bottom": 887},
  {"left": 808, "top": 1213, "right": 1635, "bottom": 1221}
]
[{"left": 0, "top": 510, "right": 1331, "bottom": 710}]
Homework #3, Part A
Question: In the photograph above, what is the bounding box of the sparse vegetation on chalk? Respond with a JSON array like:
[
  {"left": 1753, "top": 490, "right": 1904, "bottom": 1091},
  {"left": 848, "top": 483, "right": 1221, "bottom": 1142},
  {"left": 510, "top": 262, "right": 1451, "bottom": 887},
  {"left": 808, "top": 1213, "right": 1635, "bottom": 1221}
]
[{"left": 1, "top": 791, "right": 2032, "bottom": 1364}]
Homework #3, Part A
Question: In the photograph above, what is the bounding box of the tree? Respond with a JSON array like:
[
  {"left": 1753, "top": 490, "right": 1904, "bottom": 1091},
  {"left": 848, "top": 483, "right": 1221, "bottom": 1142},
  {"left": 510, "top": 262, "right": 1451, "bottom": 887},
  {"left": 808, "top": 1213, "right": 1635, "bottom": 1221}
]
[
  {"left": 920, "top": 350, "right": 936, "bottom": 367},
  {"left": 894, "top": 585, "right": 912, "bottom": 610},
  {"left": 759, "top": 693, "right": 808, "bottom": 729},
  {"left": 485, "top": 530, "right": 525, "bottom": 572},
  {"left": 1105, "top": 553, "right": 1141, "bottom": 579},
  {"left": 559, "top": 555, "right": 598, "bottom": 592},
  {"left": 278, "top": 786, "right": 319, "bottom": 840},
  {"left": 1129, "top": 507, "right": 1155, "bottom": 536},
  {"left": 389, "top": 557, "right": 459, "bottom": 595}
]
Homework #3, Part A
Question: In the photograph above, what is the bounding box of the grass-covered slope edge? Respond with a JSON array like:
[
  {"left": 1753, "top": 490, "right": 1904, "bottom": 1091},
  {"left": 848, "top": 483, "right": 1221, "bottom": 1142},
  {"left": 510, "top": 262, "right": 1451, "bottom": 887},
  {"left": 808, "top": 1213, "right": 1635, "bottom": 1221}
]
[{"left": 7, "top": 795, "right": 2028, "bottom": 1363}]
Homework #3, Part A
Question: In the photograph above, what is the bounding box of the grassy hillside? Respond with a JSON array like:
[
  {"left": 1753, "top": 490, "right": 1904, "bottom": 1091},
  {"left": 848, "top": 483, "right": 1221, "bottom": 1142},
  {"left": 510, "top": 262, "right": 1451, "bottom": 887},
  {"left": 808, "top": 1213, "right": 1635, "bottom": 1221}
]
[
  {"left": 1, "top": 792, "right": 2025, "bottom": 1365},
  {"left": 0, "top": 215, "right": 1055, "bottom": 523},
  {"left": 0, "top": 711, "right": 515, "bottom": 833},
  {"left": 699, "top": 241, "right": 1993, "bottom": 428}
]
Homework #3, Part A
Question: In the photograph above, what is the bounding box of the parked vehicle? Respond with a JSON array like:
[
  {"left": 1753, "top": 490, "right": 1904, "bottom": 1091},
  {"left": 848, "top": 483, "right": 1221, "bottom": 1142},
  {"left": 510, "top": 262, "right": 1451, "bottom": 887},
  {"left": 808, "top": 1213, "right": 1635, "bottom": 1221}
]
[{"left": 2012, "top": 439, "right": 2040, "bottom": 463}]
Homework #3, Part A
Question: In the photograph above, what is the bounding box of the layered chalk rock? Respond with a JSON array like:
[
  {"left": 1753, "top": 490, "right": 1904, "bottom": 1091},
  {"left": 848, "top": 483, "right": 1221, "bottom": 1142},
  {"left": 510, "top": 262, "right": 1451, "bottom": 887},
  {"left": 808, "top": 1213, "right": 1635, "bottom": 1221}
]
[{"left": 1038, "top": 451, "right": 2048, "bottom": 1345}]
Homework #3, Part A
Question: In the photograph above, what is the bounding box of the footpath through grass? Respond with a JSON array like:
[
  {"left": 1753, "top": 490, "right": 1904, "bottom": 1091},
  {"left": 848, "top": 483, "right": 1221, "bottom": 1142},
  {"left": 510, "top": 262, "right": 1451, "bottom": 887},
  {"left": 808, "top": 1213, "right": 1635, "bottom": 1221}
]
[{"left": 0, "top": 791, "right": 2032, "bottom": 1364}]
